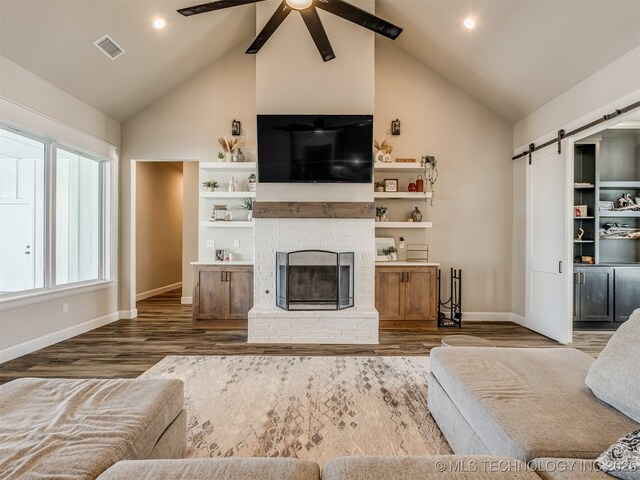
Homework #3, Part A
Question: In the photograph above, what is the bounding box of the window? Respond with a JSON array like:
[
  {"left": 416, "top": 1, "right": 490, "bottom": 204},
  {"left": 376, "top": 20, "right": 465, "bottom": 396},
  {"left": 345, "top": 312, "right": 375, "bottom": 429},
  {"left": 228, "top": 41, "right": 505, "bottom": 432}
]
[
  {"left": 0, "top": 124, "right": 112, "bottom": 299},
  {"left": 0, "top": 129, "right": 46, "bottom": 293},
  {"left": 56, "top": 148, "right": 102, "bottom": 285}
]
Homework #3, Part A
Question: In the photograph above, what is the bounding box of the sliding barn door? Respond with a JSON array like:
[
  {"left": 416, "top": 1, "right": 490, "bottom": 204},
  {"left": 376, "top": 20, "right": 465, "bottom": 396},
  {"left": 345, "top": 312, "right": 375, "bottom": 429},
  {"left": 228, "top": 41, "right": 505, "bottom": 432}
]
[{"left": 525, "top": 148, "right": 571, "bottom": 343}]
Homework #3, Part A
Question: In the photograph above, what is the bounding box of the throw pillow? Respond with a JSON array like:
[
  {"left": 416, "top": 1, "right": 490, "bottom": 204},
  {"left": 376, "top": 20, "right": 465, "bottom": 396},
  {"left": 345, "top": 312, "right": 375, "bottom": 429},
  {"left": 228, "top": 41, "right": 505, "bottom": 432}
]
[
  {"left": 585, "top": 308, "right": 640, "bottom": 423},
  {"left": 596, "top": 428, "right": 640, "bottom": 480}
]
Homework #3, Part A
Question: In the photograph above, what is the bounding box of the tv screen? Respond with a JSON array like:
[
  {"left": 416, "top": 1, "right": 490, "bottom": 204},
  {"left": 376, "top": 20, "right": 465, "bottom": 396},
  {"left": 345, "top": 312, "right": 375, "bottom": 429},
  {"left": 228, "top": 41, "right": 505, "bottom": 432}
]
[{"left": 257, "top": 114, "right": 373, "bottom": 183}]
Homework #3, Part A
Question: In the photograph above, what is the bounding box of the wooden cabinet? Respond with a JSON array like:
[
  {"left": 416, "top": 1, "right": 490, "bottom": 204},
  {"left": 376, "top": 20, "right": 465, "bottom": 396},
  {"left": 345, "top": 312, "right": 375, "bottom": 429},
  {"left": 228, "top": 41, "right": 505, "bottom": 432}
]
[
  {"left": 614, "top": 267, "right": 640, "bottom": 323},
  {"left": 375, "top": 266, "right": 437, "bottom": 322},
  {"left": 573, "top": 266, "right": 614, "bottom": 327},
  {"left": 193, "top": 265, "right": 253, "bottom": 320}
]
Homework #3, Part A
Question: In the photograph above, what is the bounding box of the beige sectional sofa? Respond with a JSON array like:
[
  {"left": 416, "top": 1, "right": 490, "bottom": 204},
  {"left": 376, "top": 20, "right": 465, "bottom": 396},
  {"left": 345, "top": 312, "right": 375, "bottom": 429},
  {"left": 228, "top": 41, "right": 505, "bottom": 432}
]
[
  {"left": 428, "top": 308, "right": 640, "bottom": 475},
  {"left": 0, "top": 377, "right": 186, "bottom": 479}
]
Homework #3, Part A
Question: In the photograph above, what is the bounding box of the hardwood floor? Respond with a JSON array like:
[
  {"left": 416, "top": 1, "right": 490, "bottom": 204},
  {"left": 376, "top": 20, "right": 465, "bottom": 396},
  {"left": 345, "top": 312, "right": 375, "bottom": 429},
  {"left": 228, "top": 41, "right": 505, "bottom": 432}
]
[{"left": 0, "top": 289, "right": 612, "bottom": 384}]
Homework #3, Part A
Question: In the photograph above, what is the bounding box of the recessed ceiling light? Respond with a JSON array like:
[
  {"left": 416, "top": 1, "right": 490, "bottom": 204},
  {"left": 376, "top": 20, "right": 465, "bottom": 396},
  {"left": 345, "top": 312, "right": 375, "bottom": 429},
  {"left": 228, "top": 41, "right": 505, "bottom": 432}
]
[
  {"left": 464, "top": 18, "right": 475, "bottom": 29},
  {"left": 154, "top": 18, "right": 166, "bottom": 30}
]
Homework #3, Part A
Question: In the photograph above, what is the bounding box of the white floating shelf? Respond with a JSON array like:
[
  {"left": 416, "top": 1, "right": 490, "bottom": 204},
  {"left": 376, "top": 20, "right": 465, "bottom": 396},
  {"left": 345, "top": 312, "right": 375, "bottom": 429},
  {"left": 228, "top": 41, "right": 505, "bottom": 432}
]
[
  {"left": 199, "top": 221, "right": 255, "bottom": 228},
  {"left": 375, "top": 222, "right": 433, "bottom": 229},
  {"left": 200, "top": 162, "right": 256, "bottom": 171},
  {"left": 200, "top": 191, "right": 256, "bottom": 199},
  {"left": 375, "top": 192, "right": 433, "bottom": 199},
  {"left": 374, "top": 163, "right": 424, "bottom": 172}
]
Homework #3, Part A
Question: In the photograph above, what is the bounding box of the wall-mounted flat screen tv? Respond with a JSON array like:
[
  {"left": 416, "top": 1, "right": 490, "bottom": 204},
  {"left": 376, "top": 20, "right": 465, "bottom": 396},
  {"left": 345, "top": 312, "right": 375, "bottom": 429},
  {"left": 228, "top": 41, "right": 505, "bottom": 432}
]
[{"left": 257, "top": 114, "right": 373, "bottom": 183}]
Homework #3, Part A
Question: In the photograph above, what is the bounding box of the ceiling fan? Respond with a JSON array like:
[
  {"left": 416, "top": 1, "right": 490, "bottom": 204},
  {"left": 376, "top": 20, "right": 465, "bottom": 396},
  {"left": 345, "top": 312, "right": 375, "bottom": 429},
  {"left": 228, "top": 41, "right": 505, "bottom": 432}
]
[{"left": 177, "top": 0, "right": 403, "bottom": 62}]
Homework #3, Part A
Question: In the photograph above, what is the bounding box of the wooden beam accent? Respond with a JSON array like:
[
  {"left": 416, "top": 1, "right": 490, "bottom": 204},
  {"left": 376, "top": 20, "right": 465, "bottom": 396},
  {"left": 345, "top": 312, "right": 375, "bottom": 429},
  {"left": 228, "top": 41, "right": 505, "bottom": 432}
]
[{"left": 253, "top": 202, "right": 375, "bottom": 219}]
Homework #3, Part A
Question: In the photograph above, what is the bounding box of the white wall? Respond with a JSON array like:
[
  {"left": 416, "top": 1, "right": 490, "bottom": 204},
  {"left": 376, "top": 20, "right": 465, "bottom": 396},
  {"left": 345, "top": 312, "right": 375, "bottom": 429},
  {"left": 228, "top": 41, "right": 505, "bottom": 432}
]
[
  {"left": 255, "top": 0, "right": 374, "bottom": 203},
  {"left": 120, "top": 45, "right": 257, "bottom": 311},
  {"left": 512, "top": 46, "right": 640, "bottom": 318},
  {"left": 0, "top": 55, "right": 121, "bottom": 361},
  {"left": 375, "top": 40, "right": 514, "bottom": 314}
]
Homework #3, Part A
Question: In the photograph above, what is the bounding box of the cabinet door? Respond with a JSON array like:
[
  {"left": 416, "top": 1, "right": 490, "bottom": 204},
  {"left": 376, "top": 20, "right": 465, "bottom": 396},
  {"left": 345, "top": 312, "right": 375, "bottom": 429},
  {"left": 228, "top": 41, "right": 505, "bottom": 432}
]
[
  {"left": 226, "top": 267, "right": 254, "bottom": 320},
  {"left": 614, "top": 268, "right": 640, "bottom": 323},
  {"left": 194, "top": 268, "right": 227, "bottom": 320},
  {"left": 580, "top": 267, "right": 614, "bottom": 323},
  {"left": 375, "top": 268, "right": 405, "bottom": 321},
  {"left": 404, "top": 267, "right": 437, "bottom": 321}
]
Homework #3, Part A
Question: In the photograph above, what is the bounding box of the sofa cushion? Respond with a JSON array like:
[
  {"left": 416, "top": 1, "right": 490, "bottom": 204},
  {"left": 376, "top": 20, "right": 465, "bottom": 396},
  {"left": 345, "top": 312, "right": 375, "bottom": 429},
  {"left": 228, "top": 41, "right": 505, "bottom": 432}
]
[
  {"left": 430, "top": 347, "right": 639, "bottom": 461},
  {"left": 97, "top": 458, "right": 320, "bottom": 480},
  {"left": 531, "top": 459, "right": 609, "bottom": 480},
  {"left": 0, "top": 377, "right": 184, "bottom": 480},
  {"left": 322, "top": 455, "right": 540, "bottom": 479},
  {"left": 596, "top": 428, "right": 640, "bottom": 480},
  {"left": 586, "top": 308, "right": 640, "bottom": 423}
]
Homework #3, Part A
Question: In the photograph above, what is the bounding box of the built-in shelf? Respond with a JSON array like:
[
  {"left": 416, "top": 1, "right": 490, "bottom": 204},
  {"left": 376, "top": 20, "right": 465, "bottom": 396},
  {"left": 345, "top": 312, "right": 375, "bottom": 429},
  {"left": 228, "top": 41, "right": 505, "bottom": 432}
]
[
  {"left": 574, "top": 183, "right": 595, "bottom": 189},
  {"left": 574, "top": 240, "right": 595, "bottom": 243},
  {"left": 599, "top": 211, "right": 640, "bottom": 218},
  {"left": 600, "top": 237, "right": 640, "bottom": 241},
  {"left": 599, "top": 181, "right": 640, "bottom": 189},
  {"left": 375, "top": 192, "right": 433, "bottom": 199},
  {"left": 199, "top": 221, "right": 254, "bottom": 228},
  {"left": 574, "top": 216, "right": 595, "bottom": 220},
  {"left": 200, "top": 162, "right": 256, "bottom": 171},
  {"left": 374, "top": 163, "right": 424, "bottom": 172},
  {"left": 375, "top": 222, "right": 433, "bottom": 229},
  {"left": 200, "top": 191, "right": 256, "bottom": 199}
]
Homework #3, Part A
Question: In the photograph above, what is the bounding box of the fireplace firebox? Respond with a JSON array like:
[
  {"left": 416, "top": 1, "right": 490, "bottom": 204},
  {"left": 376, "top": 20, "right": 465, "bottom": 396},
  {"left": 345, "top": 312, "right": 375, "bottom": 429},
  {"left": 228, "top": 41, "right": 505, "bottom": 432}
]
[{"left": 276, "top": 250, "right": 354, "bottom": 311}]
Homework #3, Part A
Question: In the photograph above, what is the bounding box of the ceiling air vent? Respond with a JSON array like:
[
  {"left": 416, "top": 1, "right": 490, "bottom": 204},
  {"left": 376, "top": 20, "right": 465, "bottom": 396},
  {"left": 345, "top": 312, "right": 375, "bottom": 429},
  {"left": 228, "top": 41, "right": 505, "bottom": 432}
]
[{"left": 93, "top": 34, "right": 125, "bottom": 60}]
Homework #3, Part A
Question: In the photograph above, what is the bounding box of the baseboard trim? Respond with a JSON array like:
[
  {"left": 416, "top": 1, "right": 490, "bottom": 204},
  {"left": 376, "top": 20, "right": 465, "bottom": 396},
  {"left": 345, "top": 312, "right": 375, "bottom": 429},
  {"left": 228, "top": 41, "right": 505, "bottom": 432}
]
[
  {"left": 119, "top": 309, "right": 138, "bottom": 320},
  {"left": 136, "top": 282, "right": 182, "bottom": 301},
  {"left": 181, "top": 297, "right": 192, "bottom": 305},
  {"left": 0, "top": 311, "right": 121, "bottom": 363},
  {"left": 462, "top": 312, "right": 516, "bottom": 322}
]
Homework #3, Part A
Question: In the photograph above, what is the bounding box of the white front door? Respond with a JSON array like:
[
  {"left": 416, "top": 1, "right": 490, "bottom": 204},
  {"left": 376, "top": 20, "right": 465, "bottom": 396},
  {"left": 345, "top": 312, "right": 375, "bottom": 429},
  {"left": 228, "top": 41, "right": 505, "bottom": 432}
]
[
  {"left": 0, "top": 202, "right": 35, "bottom": 292},
  {"left": 525, "top": 148, "right": 571, "bottom": 343}
]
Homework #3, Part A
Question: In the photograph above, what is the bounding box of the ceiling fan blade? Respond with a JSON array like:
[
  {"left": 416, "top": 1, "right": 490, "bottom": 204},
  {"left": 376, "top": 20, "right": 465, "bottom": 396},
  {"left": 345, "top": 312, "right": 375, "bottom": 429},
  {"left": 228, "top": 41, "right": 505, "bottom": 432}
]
[
  {"left": 246, "top": 2, "right": 292, "bottom": 54},
  {"left": 299, "top": 7, "right": 335, "bottom": 62},
  {"left": 315, "top": 0, "right": 402, "bottom": 39},
  {"left": 177, "top": 0, "right": 266, "bottom": 17}
]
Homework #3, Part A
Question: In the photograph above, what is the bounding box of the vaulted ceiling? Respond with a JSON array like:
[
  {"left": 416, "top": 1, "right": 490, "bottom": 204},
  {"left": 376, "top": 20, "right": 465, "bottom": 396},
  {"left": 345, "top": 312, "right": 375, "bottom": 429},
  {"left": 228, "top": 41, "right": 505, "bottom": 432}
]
[{"left": 1, "top": 0, "right": 639, "bottom": 123}]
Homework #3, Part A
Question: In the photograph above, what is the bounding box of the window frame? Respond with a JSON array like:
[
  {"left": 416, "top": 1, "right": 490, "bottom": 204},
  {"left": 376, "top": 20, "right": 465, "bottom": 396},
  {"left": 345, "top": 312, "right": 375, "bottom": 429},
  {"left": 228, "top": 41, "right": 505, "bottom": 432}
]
[{"left": 0, "top": 123, "right": 114, "bottom": 308}]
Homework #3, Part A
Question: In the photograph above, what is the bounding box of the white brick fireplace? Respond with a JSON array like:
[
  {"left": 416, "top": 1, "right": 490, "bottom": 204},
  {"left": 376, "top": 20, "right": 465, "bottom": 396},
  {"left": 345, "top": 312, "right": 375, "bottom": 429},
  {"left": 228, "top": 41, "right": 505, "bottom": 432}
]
[{"left": 248, "top": 217, "right": 379, "bottom": 344}]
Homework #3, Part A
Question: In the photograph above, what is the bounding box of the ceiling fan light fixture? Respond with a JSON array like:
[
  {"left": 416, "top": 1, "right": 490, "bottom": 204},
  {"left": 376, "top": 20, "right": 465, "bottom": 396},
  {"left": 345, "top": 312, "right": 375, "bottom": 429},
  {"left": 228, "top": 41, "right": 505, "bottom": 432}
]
[{"left": 285, "top": 0, "right": 313, "bottom": 10}]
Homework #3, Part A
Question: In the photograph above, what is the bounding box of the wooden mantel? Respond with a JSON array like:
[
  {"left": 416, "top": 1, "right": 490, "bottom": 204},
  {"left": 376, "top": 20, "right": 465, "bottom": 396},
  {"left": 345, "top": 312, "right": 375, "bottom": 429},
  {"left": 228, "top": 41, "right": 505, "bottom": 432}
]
[{"left": 252, "top": 202, "right": 375, "bottom": 219}]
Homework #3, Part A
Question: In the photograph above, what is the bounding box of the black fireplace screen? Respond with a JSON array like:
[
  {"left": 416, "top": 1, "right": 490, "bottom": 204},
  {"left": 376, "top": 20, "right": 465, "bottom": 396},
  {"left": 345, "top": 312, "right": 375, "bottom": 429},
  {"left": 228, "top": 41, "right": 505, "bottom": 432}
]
[{"left": 276, "top": 250, "right": 354, "bottom": 311}]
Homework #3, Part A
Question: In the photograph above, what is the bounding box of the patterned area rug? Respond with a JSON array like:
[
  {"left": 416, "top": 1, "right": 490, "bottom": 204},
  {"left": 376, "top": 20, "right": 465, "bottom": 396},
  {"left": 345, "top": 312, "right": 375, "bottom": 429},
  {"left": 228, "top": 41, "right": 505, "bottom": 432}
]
[{"left": 140, "top": 356, "right": 451, "bottom": 464}]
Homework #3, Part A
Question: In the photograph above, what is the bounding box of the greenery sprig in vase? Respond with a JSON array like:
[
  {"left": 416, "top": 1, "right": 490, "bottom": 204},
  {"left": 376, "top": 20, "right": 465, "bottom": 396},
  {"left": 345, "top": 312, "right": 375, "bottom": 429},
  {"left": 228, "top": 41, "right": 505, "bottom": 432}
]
[
  {"left": 421, "top": 155, "right": 439, "bottom": 206},
  {"left": 241, "top": 197, "right": 254, "bottom": 221},
  {"left": 202, "top": 180, "right": 219, "bottom": 192}
]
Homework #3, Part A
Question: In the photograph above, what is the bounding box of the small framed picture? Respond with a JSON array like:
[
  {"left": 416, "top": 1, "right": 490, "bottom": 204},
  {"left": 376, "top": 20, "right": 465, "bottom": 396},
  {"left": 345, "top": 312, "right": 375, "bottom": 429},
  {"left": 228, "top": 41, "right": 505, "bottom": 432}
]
[
  {"left": 215, "top": 249, "right": 225, "bottom": 262},
  {"left": 581, "top": 256, "right": 594, "bottom": 264},
  {"left": 574, "top": 205, "right": 588, "bottom": 218},
  {"left": 599, "top": 201, "right": 614, "bottom": 211},
  {"left": 391, "top": 119, "right": 401, "bottom": 136},
  {"left": 231, "top": 119, "right": 241, "bottom": 136},
  {"left": 384, "top": 178, "right": 398, "bottom": 192},
  {"left": 375, "top": 237, "right": 396, "bottom": 262}
]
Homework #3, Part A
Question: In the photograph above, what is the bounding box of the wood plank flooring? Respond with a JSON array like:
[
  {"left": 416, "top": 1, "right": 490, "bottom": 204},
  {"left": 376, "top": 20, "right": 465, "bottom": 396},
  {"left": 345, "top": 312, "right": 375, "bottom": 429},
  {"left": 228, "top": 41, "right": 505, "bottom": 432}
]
[{"left": 0, "top": 289, "right": 612, "bottom": 384}]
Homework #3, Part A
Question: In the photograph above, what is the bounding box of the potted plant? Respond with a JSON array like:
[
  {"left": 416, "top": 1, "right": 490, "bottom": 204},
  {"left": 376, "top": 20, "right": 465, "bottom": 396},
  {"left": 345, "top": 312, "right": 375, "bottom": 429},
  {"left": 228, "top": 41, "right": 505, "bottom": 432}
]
[
  {"left": 376, "top": 206, "right": 389, "bottom": 222},
  {"left": 383, "top": 246, "right": 398, "bottom": 261},
  {"left": 421, "top": 155, "right": 439, "bottom": 206},
  {"left": 241, "top": 197, "right": 254, "bottom": 221},
  {"left": 202, "top": 180, "right": 219, "bottom": 192},
  {"left": 374, "top": 180, "right": 386, "bottom": 192},
  {"left": 218, "top": 137, "right": 240, "bottom": 162},
  {"left": 248, "top": 173, "right": 257, "bottom": 192},
  {"left": 216, "top": 151, "right": 225, "bottom": 162}
]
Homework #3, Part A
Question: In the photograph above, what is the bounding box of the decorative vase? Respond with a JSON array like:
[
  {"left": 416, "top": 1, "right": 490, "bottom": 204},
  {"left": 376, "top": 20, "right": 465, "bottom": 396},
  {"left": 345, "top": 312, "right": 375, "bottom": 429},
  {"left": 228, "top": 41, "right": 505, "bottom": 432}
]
[
  {"left": 232, "top": 152, "right": 238, "bottom": 162},
  {"left": 382, "top": 153, "right": 392, "bottom": 163},
  {"left": 408, "top": 178, "right": 417, "bottom": 192},
  {"left": 229, "top": 176, "right": 236, "bottom": 192},
  {"left": 224, "top": 152, "right": 232, "bottom": 162},
  {"left": 416, "top": 175, "right": 424, "bottom": 192},
  {"left": 411, "top": 207, "right": 423, "bottom": 223},
  {"left": 248, "top": 182, "right": 256, "bottom": 192},
  {"left": 375, "top": 186, "right": 384, "bottom": 192},
  {"left": 381, "top": 212, "right": 389, "bottom": 222},
  {"left": 248, "top": 211, "right": 253, "bottom": 222},
  {"left": 375, "top": 151, "right": 385, "bottom": 163}
]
